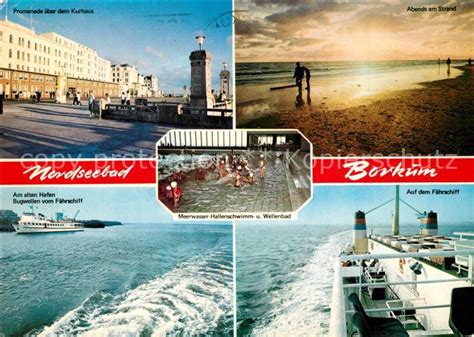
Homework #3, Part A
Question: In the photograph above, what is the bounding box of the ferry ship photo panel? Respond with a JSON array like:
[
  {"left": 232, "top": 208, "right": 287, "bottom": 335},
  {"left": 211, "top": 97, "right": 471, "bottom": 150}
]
[
  {"left": 0, "top": 186, "right": 233, "bottom": 336},
  {"left": 235, "top": 184, "right": 474, "bottom": 337},
  {"left": 156, "top": 129, "right": 312, "bottom": 214},
  {"left": 234, "top": 0, "right": 474, "bottom": 156},
  {"left": 0, "top": 0, "right": 233, "bottom": 158}
]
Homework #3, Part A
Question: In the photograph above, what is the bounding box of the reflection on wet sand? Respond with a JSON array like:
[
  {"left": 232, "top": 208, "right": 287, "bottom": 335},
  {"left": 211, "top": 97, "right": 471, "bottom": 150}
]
[{"left": 237, "top": 64, "right": 473, "bottom": 156}]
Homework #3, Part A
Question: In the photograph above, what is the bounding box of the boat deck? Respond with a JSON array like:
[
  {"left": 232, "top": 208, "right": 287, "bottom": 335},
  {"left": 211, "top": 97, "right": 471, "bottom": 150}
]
[{"left": 369, "top": 234, "right": 468, "bottom": 278}]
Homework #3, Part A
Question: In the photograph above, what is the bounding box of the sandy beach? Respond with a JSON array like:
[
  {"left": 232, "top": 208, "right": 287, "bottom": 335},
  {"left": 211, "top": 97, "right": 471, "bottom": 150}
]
[{"left": 237, "top": 65, "right": 474, "bottom": 156}]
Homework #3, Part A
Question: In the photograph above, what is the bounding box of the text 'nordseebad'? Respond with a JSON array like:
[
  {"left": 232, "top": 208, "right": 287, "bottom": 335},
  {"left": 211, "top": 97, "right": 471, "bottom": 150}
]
[{"left": 23, "top": 165, "right": 134, "bottom": 181}]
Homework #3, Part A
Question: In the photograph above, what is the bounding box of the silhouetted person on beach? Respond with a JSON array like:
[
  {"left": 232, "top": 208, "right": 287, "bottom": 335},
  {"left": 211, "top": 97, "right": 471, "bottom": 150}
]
[
  {"left": 469, "top": 58, "right": 472, "bottom": 66},
  {"left": 293, "top": 62, "right": 305, "bottom": 90},
  {"left": 303, "top": 66, "right": 311, "bottom": 90},
  {"left": 447, "top": 57, "right": 452, "bottom": 77}
]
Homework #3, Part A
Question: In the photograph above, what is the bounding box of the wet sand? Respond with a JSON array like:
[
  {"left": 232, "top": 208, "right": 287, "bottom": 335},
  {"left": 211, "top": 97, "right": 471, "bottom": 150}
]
[{"left": 237, "top": 66, "right": 474, "bottom": 156}]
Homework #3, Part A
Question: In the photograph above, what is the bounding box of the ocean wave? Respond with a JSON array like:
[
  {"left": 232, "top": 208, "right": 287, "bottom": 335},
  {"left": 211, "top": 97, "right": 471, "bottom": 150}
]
[
  {"left": 250, "top": 230, "right": 352, "bottom": 337},
  {"left": 39, "top": 246, "right": 233, "bottom": 337}
]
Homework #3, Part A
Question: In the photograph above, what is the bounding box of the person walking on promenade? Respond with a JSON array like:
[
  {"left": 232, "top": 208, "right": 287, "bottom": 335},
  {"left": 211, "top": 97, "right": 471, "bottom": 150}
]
[
  {"left": 293, "top": 62, "right": 305, "bottom": 91},
  {"left": 126, "top": 91, "right": 131, "bottom": 105},
  {"left": 88, "top": 92, "right": 95, "bottom": 117},
  {"left": 77, "top": 92, "right": 83, "bottom": 106},
  {"left": 0, "top": 90, "right": 4, "bottom": 115},
  {"left": 120, "top": 92, "right": 126, "bottom": 105}
]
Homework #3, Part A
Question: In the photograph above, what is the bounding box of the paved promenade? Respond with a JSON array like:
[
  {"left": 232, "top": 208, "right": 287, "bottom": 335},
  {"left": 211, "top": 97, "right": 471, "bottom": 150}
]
[{"left": 0, "top": 102, "right": 175, "bottom": 158}]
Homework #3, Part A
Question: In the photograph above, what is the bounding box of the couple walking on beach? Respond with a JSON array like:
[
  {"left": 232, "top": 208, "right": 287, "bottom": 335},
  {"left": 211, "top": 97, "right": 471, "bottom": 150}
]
[{"left": 293, "top": 62, "right": 311, "bottom": 91}]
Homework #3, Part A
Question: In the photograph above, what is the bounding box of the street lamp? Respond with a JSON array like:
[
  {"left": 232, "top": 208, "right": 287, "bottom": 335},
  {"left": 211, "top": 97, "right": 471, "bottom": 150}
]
[{"left": 195, "top": 35, "right": 205, "bottom": 50}]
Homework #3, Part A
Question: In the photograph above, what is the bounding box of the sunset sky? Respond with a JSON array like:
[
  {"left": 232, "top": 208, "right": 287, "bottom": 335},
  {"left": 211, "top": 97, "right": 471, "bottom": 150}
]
[{"left": 235, "top": 0, "right": 473, "bottom": 62}]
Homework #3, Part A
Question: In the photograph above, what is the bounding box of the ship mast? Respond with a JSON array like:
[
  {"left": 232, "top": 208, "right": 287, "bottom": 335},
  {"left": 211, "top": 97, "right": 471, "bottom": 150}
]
[{"left": 391, "top": 185, "right": 400, "bottom": 235}]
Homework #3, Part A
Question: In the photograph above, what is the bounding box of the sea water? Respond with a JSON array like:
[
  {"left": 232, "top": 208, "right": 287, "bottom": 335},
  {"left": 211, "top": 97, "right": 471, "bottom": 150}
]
[
  {"left": 236, "top": 60, "right": 465, "bottom": 86},
  {"left": 0, "top": 223, "right": 233, "bottom": 336},
  {"left": 236, "top": 222, "right": 474, "bottom": 336}
]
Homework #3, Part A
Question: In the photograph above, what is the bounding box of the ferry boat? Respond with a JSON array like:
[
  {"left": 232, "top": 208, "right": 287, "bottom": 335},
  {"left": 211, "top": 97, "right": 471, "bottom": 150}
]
[
  {"left": 329, "top": 186, "right": 474, "bottom": 337},
  {"left": 13, "top": 208, "right": 84, "bottom": 234}
]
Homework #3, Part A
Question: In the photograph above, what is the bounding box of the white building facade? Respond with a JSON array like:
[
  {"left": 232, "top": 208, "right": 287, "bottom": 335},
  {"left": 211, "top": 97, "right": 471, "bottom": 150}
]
[
  {"left": 0, "top": 18, "right": 117, "bottom": 98},
  {"left": 0, "top": 18, "right": 111, "bottom": 81},
  {"left": 112, "top": 64, "right": 159, "bottom": 97},
  {"left": 144, "top": 74, "right": 160, "bottom": 97}
]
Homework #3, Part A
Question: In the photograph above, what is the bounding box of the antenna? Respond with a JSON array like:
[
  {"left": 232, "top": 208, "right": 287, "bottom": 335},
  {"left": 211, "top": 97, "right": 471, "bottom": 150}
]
[{"left": 391, "top": 185, "right": 400, "bottom": 235}]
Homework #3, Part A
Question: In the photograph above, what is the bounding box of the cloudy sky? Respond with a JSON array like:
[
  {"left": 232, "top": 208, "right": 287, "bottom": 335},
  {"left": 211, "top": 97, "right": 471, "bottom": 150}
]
[{"left": 235, "top": 0, "right": 473, "bottom": 62}]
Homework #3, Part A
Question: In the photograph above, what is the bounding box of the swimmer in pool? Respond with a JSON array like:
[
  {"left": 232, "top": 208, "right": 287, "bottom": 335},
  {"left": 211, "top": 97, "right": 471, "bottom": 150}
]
[
  {"left": 235, "top": 170, "right": 242, "bottom": 188},
  {"left": 170, "top": 181, "right": 182, "bottom": 208},
  {"left": 195, "top": 167, "right": 206, "bottom": 181},
  {"left": 165, "top": 185, "right": 173, "bottom": 202},
  {"left": 209, "top": 160, "right": 217, "bottom": 171},
  {"left": 218, "top": 160, "right": 227, "bottom": 178},
  {"left": 247, "top": 172, "right": 255, "bottom": 184},
  {"left": 259, "top": 154, "right": 266, "bottom": 179}
]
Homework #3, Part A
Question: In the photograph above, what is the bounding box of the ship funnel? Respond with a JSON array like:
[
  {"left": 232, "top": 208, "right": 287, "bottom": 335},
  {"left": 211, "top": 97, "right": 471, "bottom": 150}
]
[
  {"left": 353, "top": 211, "right": 368, "bottom": 254},
  {"left": 391, "top": 185, "right": 400, "bottom": 235},
  {"left": 419, "top": 211, "right": 438, "bottom": 235}
]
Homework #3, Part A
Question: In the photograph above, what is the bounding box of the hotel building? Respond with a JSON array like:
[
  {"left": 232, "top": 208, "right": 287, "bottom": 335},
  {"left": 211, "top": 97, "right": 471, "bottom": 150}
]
[
  {"left": 144, "top": 75, "right": 160, "bottom": 97},
  {"left": 111, "top": 64, "right": 159, "bottom": 97},
  {"left": 0, "top": 18, "right": 118, "bottom": 99}
]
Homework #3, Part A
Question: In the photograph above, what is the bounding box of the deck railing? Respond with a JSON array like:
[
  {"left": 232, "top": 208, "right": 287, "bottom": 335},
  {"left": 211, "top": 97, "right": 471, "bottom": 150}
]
[{"left": 329, "top": 249, "right": 474, "bottom": 337}]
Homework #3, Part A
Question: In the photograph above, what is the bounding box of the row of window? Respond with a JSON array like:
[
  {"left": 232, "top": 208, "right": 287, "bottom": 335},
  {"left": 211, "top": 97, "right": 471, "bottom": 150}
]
[
  {"left": 1, "top": 31, "right": 111, "bottom": 68},
  {"left": 11, "top": 85, "right": 56, "bottom": 93},
  {"left": 23, "top": 222, "right": 73, "bottom": 227},
  {"left": 11, "top": 72, "right": 55, "bottom": 82},
  {"left": 4, "top": 63, "right": 109, "bottom": 80}
]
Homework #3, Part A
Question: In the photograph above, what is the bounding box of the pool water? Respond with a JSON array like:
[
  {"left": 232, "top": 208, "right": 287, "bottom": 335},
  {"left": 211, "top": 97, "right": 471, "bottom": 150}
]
[{"left": 159, "top": 152, "right": 296, "bottom": 213}]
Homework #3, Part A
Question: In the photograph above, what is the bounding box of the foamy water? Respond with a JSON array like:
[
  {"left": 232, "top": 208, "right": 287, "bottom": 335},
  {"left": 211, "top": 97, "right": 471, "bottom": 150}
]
[
  {"left": 251, "top": 231, "right": 351, "bottom": 336},
  {"left": 1, "top": 223, "right": 232, "bottom": 336},
  {"left": 39, "top": 245, "right": 232, "bottom": 337},
  {"left": 236, "top": 225, "right": 352, "bottom": 336}
]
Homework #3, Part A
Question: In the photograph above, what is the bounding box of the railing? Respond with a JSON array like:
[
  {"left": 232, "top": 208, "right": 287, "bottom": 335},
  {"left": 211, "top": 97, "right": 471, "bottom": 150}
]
[
  {"left": 103, "top": 103, "right": 233, "bottom": 117},
  {"left": 453, "top": 232, "right": 474, "bottom": 273},
  {"left": 185, "top": 106, "right": 233, "bottom": 117},
  {"left": 329, "top": 249, "right": 474, "bottom": 337}
]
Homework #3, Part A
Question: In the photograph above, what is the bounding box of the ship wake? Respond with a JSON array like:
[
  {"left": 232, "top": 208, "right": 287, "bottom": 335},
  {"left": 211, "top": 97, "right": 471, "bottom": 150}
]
[
  {"left": 39, "top": 244, "right": 233, "bottom": 336},
  {"left": 251, "top": 230, "right": 352, "bottom": 337}
]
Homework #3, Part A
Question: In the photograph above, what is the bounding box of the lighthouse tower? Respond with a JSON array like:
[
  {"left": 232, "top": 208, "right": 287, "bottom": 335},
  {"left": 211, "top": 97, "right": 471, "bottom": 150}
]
[
  {"left": 219, "top": 62, "right": 230, "bottom": 98},
  {"left": 189, "top": 35, "right": 213, "bottom": 110}
]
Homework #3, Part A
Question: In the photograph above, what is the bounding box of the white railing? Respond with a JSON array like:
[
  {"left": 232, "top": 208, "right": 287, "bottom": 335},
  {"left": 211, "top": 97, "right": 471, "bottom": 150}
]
[
  {"left": 329, "top": 249, "right": 474, "bottom": 337},
  {"left": 453, "top": 233, "right": 474, "bottom": 273}
]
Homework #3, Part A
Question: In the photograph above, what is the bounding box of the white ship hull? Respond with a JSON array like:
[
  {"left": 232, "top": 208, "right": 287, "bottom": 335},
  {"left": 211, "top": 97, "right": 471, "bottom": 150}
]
[{"left": 13, "top": 224, "right": 84, "bottom": 234}]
